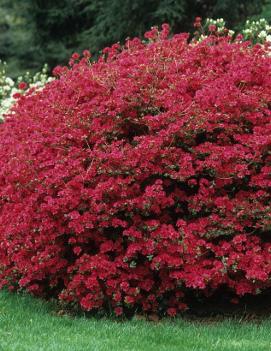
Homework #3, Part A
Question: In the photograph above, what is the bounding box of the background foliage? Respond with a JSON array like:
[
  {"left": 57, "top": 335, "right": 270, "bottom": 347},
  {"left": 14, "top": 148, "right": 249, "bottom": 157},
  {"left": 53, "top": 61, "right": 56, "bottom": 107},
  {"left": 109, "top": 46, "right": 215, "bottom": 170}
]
[{"left": 0, "top": 0, "right": 269, "bottom": 76}]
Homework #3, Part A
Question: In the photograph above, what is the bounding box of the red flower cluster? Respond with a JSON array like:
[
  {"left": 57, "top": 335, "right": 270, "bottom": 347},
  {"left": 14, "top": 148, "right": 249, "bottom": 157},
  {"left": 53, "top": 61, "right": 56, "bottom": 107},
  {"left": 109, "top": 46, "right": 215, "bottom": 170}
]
[
  {"left": 18, "top": 82, "right": 28, "bottom": 90},
  {"left": 0, "top": 26, "right": 271, "bottom": 316},
  {"left": 194, "top": 17, "right": 202, "bottom": 28}
]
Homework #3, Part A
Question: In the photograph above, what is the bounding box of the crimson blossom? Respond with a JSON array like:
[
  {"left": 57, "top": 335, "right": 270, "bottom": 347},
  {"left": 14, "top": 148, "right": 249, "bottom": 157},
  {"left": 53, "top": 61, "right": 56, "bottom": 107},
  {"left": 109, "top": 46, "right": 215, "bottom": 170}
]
[{"left": 0, "top": 25, "right": 271, "bottom": 316}]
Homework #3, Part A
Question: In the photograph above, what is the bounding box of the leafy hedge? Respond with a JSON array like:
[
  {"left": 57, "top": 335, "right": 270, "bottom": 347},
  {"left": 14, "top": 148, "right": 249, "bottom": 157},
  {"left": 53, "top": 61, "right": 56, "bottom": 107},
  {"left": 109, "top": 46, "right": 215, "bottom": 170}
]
[{"left": 0, "top": 26, "right": 271, "bottom": 316}]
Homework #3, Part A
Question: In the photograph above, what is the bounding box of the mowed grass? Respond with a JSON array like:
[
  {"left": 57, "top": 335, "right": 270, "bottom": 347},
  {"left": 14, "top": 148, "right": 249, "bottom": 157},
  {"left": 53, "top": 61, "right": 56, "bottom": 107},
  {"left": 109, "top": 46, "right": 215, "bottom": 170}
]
[{"left": 0, "top": 291, "right": 271, "bottom": 351}]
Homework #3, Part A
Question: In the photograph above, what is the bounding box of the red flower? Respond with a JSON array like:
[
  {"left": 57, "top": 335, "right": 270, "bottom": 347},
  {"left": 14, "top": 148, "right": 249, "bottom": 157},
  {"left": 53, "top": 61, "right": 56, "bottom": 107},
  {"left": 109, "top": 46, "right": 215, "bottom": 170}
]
[
  {"left": 18, "top": 82, "right": 28, "bottom": 90},
  {"left": 125, "top": 296, "right": 135, "bottom": 305},
  {"left": 208, "top": 24, "right": 216, "bottom": 32},
  {"left": 71, "top": 52, "right": 80, "bottom": 60},
  {"left": 12, "top": 92, "right": 21, "bottom": 99},
  {"left": 73, "top": 247, "right": 82, "bottom": 256},
  {"left": 83, "top": 50, "right": 91, "bottom": 58},
  {"left": 167, "top": 308, "right": 177, "bottom": 317},
  {"left": 114, "top": 307, "right": 123, "bottom": 316},
  {"left": 193, "top": 17, "right": 202, "bottom": 28}
]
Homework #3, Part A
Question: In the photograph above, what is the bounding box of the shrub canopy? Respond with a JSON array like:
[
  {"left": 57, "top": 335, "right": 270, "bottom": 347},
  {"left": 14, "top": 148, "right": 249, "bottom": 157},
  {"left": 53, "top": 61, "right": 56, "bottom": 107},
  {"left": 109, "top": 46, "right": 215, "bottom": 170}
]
[{"left": 0, "top": 27, "right": 271, "bottom": 316}]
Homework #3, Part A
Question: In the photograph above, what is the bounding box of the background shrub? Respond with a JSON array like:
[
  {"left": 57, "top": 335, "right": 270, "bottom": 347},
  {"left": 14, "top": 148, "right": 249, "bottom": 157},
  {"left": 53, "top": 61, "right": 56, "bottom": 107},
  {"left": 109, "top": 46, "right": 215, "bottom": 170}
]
[{"left": 0, "top": 27, "right": 270, "bottom": 316}]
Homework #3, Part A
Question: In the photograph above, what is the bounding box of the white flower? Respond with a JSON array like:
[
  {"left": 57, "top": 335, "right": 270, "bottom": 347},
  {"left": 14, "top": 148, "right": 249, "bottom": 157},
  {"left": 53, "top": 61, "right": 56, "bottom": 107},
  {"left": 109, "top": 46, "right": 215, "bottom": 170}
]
[
  {"left": 5, "top": 77, "right": 14, "bottom": 86},
  {"left": 258, "top": 30, "right": 267, "bottom": 39},
  {"left": 198, "top": 34, "right": 207, "bottom": 42},
  {"left": 3, "top": 85, "right": 11, "bottom": 92},
  {"left": 266, "top": 35, "right": 271, "bottom": 42},
  {"left": 244, "top": 29, "right": 252, "bottom": 34}
]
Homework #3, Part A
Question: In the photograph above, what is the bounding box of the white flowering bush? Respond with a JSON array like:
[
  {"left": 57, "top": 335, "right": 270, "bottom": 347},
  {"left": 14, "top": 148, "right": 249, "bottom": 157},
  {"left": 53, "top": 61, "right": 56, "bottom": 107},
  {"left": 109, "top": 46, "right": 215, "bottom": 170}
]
[
  {"left": 194, "top": 17, "right": 271, "bottom": 45},
  {"left": 0, "top": 62, "right": 53, "bottom": 122},
  {"left": 242, "top": 19, "right": 271, "bottom": 43}
]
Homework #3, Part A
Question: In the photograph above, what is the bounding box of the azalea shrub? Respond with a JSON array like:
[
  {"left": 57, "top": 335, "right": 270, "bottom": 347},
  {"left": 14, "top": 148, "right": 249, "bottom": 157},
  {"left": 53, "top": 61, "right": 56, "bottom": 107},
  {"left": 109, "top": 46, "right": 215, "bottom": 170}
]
[{"left": 0, "top": 25, "right": 271, "bottom": 317}]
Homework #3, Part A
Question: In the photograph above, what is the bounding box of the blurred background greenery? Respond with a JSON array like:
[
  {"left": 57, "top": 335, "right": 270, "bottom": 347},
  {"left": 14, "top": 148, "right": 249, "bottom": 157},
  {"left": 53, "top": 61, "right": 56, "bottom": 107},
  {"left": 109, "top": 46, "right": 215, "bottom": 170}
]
[{"left": 0, "top": 0, "right": 270, "bottom": 77}]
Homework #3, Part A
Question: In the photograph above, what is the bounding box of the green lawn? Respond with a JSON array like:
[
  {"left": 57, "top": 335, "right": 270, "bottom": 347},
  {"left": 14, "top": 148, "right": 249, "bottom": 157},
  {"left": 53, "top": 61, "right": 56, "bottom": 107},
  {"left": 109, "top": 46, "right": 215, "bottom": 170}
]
[{"left": 0, "top": 291, "right": 271, "bottom": 351}]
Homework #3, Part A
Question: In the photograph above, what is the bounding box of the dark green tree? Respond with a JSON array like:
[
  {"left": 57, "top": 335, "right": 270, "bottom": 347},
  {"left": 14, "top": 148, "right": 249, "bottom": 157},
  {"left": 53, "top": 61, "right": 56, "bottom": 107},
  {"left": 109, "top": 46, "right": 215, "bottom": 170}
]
[
  {"left": 0, "top": 0, "right": 35, "bottom": 77},
  {"left": 27, "top": 0, "right": 96, "bottom": 69}
]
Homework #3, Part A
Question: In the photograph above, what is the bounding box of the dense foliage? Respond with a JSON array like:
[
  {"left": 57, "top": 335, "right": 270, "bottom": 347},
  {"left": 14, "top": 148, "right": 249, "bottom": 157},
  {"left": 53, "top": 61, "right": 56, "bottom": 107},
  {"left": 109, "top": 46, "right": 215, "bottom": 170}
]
[
  {"left": 0, "top": 0, "right": 267, "bottom": 75},
  {"left": 0, "top": 27, "right": 271, "bottom": 316}
]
